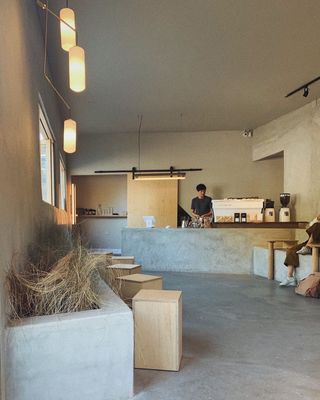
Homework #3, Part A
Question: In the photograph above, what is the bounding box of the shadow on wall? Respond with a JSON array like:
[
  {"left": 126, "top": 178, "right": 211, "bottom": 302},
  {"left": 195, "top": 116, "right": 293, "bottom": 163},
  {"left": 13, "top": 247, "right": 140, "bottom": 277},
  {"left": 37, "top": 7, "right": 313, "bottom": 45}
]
[{"left": 211, "top": 187, "right": 223, "bottom": 199}]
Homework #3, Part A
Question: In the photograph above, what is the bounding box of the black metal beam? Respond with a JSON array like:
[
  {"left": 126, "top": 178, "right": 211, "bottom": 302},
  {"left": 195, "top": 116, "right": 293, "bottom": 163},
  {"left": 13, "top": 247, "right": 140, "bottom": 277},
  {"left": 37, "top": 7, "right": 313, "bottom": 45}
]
[
  {"left": 285, "top": 76, "right": 320, "bottom": 98},
  {"left": 94, "top": 168, "right": 202, "bottom": 174}
]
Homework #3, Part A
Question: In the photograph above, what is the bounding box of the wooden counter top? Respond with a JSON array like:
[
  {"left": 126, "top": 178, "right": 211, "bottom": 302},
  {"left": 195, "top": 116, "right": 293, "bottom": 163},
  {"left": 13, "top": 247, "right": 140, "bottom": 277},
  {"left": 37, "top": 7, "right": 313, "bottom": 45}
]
[
  {"left": 77, "top": 215, "right": 127, "bottom": 219},
  {"left": 211, "top": 222, "right": 308, "bottom": 229}
]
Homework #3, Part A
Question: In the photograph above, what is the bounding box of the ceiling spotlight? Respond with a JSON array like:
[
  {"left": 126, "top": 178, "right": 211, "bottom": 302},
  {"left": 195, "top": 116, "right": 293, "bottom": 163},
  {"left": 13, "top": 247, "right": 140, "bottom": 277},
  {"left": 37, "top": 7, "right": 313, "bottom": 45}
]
[
  {"left": 303, "top": 86, "right": 309, "bottom": 98},
  {"left": 242, "top": 129, "right": 253, "bottom": 138}
]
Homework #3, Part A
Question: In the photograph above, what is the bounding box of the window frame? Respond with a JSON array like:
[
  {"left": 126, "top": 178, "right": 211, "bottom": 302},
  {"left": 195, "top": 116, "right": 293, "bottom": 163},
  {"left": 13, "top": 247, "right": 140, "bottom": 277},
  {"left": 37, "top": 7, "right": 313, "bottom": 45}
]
[
  {"left": 59, "top": 156, "right": 67, "bottom": 211},
  {"left": 39, "top": 104, "right": 56, "bottom": 206}
]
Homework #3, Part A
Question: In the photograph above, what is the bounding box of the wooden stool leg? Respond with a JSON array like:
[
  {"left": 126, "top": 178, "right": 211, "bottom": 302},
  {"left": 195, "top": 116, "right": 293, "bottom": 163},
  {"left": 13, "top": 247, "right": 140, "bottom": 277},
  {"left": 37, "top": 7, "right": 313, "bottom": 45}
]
[
  {"left": 312, "top": 247, "right": 319, "bottom": 273},
  {"left": 267, "top": 242, "right": 275, "bottom": 280}
]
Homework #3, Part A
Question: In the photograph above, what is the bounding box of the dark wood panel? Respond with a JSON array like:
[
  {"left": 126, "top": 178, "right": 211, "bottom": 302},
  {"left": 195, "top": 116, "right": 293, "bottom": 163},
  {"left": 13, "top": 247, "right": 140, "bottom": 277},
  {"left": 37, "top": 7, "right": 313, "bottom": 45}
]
[{"left": 211, "top": 222, "right": 308, "bottom": 229}]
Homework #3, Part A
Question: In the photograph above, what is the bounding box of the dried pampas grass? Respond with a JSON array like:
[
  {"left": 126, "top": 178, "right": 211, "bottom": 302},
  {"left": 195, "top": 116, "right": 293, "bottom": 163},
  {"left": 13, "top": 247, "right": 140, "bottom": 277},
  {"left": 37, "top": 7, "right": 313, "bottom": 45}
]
[{"left": 6, "top": 226, "right": 106, "bottom": 320}]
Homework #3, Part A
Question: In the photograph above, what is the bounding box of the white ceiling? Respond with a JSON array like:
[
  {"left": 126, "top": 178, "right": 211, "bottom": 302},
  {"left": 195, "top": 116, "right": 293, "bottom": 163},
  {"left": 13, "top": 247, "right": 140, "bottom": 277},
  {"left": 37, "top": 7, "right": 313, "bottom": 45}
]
[{"left": 41, "top": 0, "right": 320, "bottom": 135}]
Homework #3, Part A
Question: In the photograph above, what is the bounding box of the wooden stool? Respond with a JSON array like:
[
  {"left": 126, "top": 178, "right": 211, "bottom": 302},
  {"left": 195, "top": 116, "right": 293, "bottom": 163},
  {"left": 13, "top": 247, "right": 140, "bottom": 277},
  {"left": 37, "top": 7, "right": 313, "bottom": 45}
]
[
  {"left": 112, "top": 256, "right": 135, "bottom": 265},
  {"left": 133, "top": 289, "right": 182, "bottom": 371},
  {"left": 309, "top": 244, "right": 320, "bottom": 273},
  {"left": 116, "top": 273, "right": 163, "bottom": 301},
  {"left": 99, "top": 264, "right": 142, "bottom": 289},
  {"left": 90, "top": 250, "right": 112, "bottom": 265},
  {"left": 109, "top": 263, "right": 141, "bottom": 276},
  {"left": 267, "top": 239, "right": 298, "bottom": 280},
  {"left": 90, "top": 250, "right": 112, "bottom": 257}
]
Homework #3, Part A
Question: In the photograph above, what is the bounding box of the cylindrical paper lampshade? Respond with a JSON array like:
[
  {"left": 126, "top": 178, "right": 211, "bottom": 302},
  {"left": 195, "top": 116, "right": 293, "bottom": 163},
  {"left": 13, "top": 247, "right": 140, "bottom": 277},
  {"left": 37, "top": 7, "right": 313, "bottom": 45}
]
[
  {"left": 64, "top": 119, "right": 77, "bottom": 153},
  {"left": 69, "top": 46, "right": 86, "bottom": 92},
  {"left": 60, "top": 8, "right": 76, "bottom": 51}
]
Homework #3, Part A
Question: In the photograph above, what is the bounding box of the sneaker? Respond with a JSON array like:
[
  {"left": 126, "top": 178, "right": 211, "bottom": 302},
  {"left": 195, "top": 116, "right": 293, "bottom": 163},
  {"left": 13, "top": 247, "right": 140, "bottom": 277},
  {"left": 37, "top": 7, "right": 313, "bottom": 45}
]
[
  {"left": 296, "top": 246, "right": 312, "bottom": 255},
  {"left": 279, "top": 277, "right": 297, "bottom": 287}
]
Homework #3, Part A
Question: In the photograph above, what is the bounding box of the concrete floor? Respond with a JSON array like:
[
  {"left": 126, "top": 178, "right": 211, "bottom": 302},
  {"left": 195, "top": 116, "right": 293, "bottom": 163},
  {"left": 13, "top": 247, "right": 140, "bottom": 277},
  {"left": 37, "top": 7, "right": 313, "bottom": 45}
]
[{"left": 134, "top": 272, "right": 320, "bottom": 400}]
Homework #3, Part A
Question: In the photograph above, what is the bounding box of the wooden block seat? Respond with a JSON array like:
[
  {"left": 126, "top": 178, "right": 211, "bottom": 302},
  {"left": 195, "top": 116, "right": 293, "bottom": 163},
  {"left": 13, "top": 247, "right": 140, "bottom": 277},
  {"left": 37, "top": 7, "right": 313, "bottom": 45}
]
[
  {"left": 309, "top": 243, "right": 320, "bottom": 273},
  {"left": 99, "top": 264, "right": 142, "bottom": 289},
  {"left": 89, "top": 250, "right": 113, "bottom": 256},
  {"left": 91, "top": 251, "right": 113, "bottom": 273},
  {"left": 112, "top": 256, "right": 135, "bottom": 265},
  {"left": 133, "top": 289, "right": 182, "bottom": 371},
  {"left": 109, "top": 263, "right": 141, "bottom": 276},
  {"left": 116, "top": 273, "right": 163, "bottom": 301},
  {"left": 266, "top": 239, "right": 298, "bottom": 280}
]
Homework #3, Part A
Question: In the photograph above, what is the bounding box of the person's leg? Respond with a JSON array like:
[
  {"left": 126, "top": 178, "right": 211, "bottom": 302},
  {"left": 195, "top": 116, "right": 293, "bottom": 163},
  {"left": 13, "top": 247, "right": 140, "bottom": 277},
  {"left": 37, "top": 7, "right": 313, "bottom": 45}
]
[
  {"left": 287, "top": 265, "right": 294, "bottom": 277},
  {"left": 280, "top": 242, "right": 306, "bottom": 286}
]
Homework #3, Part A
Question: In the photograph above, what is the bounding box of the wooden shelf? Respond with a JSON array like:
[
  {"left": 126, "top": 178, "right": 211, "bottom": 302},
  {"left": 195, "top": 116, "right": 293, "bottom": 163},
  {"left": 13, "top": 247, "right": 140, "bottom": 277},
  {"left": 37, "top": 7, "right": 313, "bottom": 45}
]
[
  {"left": 211, "top": 222, "right": 308, "bottom": 229},
  {"left": 77, "top": 215, "right": 127, "bottom": 219}
]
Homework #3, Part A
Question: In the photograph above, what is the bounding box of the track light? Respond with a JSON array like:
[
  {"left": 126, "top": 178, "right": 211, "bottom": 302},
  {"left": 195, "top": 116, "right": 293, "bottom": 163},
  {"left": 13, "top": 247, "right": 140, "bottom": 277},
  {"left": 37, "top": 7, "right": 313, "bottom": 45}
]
[
  {"left": 285, "top": 76, "right": 320, "bottom": 98},
  {"left": 303, "top": 86, "right": 309, "bottom": 98}
]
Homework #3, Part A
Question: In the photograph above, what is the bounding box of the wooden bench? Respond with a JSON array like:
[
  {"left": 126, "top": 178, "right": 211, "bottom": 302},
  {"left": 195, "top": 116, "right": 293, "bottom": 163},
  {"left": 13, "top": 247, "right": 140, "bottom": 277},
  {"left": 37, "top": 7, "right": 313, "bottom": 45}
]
[
  {"left": 309, "top": 243, "right": 320, "bottom": 273},
  {"left": 266, "top": 239, "right": 298, "bottom": 280}
]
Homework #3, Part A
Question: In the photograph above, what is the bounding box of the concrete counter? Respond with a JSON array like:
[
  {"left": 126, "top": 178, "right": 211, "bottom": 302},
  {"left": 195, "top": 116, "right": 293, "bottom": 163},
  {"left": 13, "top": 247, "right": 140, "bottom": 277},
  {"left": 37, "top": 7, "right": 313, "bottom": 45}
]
[{"left": 121, "top": 227, "right": 299, "bottom": 274}]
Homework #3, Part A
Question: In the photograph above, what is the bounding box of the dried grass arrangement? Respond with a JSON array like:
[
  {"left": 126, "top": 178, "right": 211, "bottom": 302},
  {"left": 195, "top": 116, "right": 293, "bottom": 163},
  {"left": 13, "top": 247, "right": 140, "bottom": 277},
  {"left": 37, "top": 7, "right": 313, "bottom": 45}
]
[{"left": 6, "top": 224, "right": 106, "bottom": 320}]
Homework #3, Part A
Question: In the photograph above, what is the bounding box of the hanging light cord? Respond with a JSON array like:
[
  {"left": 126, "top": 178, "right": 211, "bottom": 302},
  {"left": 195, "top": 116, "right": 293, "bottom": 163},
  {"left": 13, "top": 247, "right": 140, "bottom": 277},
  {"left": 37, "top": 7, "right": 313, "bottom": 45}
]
[
  {"left": 137, "top": 114, "right": 143, "bottom": 170},
  {"left": 37, "top": 0, "right": 76, "bottom": 32},
  {"left": 41, "top": 0, "right": 71, "bottom": 115}
]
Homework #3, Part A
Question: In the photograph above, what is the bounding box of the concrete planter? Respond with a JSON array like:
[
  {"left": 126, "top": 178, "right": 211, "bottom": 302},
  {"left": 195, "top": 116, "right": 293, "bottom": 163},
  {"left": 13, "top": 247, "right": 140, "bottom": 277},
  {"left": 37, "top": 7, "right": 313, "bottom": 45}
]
[{"left": 6, "top": 280, "right": 133, "bottom": 400}]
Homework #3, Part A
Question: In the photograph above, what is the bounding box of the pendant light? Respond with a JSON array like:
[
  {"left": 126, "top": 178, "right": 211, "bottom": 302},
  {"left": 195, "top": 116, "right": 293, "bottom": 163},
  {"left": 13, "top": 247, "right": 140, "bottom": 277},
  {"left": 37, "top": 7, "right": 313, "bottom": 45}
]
[
  {"left": 69, "top": 45, "right": 86, "bottom": 92},
  {"left": 63, "top": 119, "right": 77, "bottom": 153},
  {"left": 133, "top": 173, "right": 186, "bottom": 181},
  {"left": 59, "top": 8, "right": 76, "bottom": 51}
]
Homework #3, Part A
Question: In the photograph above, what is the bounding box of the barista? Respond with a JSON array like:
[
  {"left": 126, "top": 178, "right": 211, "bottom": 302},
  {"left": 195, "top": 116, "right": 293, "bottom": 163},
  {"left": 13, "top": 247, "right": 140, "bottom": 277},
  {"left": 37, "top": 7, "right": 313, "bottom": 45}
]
[{"left": 191, "top": 183, "right": 213, "bottom": 218}]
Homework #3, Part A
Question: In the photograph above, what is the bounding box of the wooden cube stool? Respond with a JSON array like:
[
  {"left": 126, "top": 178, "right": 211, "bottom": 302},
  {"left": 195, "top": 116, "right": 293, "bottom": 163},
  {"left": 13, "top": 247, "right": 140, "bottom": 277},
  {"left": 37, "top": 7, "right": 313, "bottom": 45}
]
[
  {"left": 99, "top": 264, "right": 142, "bottom": 288},
  {"left": 116, "top": 273, "right": 162, "bottom": 301},
  {"left": 112, "top": 256, "right": 135, "bottom": 265},
  {"left": 90, "top": 250, "right": 112, "bottom": 265},
  {"left": 90, "top": 250, "right": 113, "bottom": 257},
  {"left": 109, "top": 263, "right": 141, "bottom": 277},
  {"left": 133, "top": 289, "right": 182, "bottom": 371}
]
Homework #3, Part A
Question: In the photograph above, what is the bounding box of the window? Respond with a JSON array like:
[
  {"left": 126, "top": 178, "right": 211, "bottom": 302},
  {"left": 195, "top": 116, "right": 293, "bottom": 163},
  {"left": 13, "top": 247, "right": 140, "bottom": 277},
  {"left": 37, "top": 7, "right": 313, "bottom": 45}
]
[
  {"left": 59, "top": 157, "right": 67, "bottom": 210},
  {"left": 39, "top": 105, "right": 55, "bottom": 205}
]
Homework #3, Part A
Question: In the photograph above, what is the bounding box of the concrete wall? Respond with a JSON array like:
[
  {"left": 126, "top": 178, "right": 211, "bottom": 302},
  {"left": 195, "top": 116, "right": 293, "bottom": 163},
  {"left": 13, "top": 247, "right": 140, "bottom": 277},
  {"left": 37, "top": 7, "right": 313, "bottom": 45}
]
[
  {"left": 69, "top": 131, "right": 284, "bottom": 213},
  {"left": 253, "top": 100, "right": 320, "bottom": 223},
  {"left": 6, "top": 280, "right": 133, "bottom": 400},
  {"left": 0, "top": 2, "right": 67, "bottom": 397}
]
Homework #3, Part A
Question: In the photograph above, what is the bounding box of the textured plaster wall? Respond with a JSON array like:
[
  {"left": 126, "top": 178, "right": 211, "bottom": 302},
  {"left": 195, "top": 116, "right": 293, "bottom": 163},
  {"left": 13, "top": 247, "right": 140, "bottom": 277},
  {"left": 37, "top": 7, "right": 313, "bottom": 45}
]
[
  {"left": 69, "top": 131, "right": 283, "bottom": 213},
  {"left": 253, "top": 100, "right": 320, "bottom": 223},
  {"left": 0, "top": 2, "right": 66, "bottom": 398}
]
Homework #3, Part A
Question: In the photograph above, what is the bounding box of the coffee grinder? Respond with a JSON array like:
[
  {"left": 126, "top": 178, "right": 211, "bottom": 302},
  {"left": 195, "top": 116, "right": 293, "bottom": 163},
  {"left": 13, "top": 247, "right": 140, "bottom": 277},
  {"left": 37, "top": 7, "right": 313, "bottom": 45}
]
[{"left": 279, "top": 193, "right": 291, "bottom": 222}]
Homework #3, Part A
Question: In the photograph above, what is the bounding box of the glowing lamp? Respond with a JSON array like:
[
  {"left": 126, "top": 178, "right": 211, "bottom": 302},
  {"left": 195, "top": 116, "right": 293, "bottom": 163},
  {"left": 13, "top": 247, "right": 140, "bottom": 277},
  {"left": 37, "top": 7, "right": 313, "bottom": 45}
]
[
  {"left": 69, "top": 46, "right": 86, "bottom": 92},
  {"left": 64, "top": 118, "right": 77, "bottom": 153},
  {"left": 60, "top": 8, "right": 76, "bottom": 51}
]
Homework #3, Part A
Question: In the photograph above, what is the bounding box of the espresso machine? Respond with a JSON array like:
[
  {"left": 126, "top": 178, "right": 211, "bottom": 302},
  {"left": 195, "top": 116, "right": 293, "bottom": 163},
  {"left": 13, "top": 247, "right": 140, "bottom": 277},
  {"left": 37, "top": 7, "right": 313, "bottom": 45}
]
[{"left": 279, "top": 193, "right": 291, "bottom": 222}]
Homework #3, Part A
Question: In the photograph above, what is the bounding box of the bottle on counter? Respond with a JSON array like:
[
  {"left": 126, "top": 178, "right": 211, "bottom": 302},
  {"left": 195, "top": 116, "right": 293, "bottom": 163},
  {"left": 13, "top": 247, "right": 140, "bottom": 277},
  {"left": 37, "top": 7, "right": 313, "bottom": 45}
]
[
  {"left": 234, "top": 213, "right": 240, "bottom": 223},
  {"left": 97, "top": 204, "right": 103, "bottom": 216},
  {"left": 241, "top": 213, "right": 247, "bottom": 223}
]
